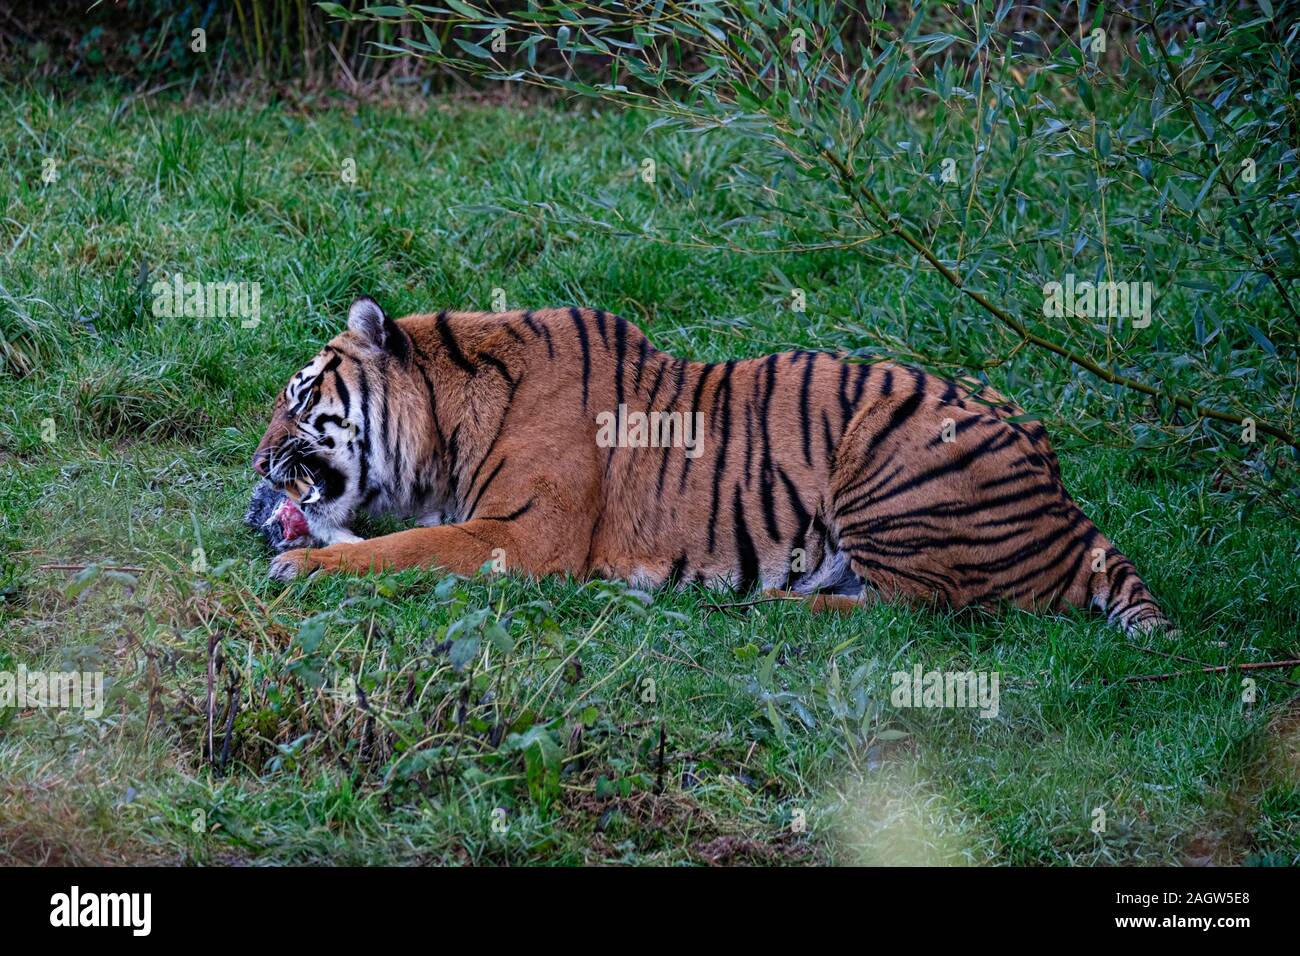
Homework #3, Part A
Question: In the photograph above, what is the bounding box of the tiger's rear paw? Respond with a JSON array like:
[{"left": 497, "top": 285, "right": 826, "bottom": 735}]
[{"left": 1129, "top": 615, "right": 1179, "bottom": 639}]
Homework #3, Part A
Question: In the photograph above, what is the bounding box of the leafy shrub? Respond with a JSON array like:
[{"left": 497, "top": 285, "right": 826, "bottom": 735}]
[{"left": 339, "top": 0, "right": 1298, "bottom": 510}]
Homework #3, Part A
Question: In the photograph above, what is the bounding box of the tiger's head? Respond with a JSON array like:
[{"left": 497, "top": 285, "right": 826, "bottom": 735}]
[{"left": 252, "top": 296, "right": 427, "bottom": 542}]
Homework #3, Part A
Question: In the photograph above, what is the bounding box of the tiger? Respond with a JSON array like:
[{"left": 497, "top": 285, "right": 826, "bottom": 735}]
[{"left": 252, "top": 296, "right": 1171, "bottom": 635}]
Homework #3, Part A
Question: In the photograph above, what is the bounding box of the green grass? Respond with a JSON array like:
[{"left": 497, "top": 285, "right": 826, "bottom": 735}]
[{"left": 0, "top": 86, "right": 1297, "bottom": 866}]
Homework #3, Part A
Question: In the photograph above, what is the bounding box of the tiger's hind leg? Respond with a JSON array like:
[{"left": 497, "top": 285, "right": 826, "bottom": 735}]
[{"left": 825, "top": 388, "right": 1171, "bottom": 635}]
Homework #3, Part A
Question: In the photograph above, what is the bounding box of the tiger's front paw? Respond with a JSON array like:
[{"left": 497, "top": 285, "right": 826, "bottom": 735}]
[
  {"left": 268, "top": 543, "right": 365, "bottom": 581},
  {"left": 269, "top": 548, "right": 316, "bottom": 581}
]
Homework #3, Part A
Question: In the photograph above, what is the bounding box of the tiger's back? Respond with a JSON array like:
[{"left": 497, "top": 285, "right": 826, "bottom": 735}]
[{"left": 257, "top": 301, "right": 1168, "bottom": 635}]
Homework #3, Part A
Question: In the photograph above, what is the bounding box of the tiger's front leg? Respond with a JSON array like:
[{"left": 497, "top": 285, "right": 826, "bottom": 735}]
[{"left": 268, "top": 514, "right": 589, "bottom": 582}]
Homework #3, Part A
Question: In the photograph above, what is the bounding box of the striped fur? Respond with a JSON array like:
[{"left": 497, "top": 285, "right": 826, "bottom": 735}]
[{"left": 254, "top": 298, "right": 1170, "bottom": 635}]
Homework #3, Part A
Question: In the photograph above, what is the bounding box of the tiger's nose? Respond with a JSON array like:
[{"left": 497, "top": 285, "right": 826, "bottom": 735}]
[{"left": 252, "top": 451, "right": 270, "bottom": 476}]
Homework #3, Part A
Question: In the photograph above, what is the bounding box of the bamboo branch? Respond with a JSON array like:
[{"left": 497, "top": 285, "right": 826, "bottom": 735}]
[{"left": 1115, "top": 658, "right": 1300, "bottom": 684}]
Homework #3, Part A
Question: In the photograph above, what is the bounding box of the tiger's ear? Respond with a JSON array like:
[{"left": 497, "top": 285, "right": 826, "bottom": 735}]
[{"left": 347, "top": 296, "right": 408, "bottom": 361}]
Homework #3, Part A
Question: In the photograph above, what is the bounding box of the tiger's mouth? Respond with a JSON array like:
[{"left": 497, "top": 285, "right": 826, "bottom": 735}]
[
  {"left": 278, "top": 477, "right": 320, "bottom": 505},
  {"left": 264, "top": 438, "right": 348, "bottom": 509}
]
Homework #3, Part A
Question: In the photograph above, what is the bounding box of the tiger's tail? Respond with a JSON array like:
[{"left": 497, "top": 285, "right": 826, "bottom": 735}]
[{"left": 1084, "top": 536, "right": 1172, "bottom": 636}]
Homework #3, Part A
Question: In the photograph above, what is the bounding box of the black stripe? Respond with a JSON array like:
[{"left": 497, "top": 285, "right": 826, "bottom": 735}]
[
  {"left": 777, "top": 466, "right": 811, "bottom": 532},
  {"left": 466, "top": 458, "right": 506, "bottom": 518},
  {"left": 837, "top": 481, "right": 1063, "bottom": 536},
  {"left": 388, "top": 322, "right": 411, "bottom": 365},
  {"left": 759, "top": 468, "right": 780, "bottom": 542},
  {"left": 642, "top": 361, "right": 670, "bottom": 494},
  {"left": 480, "top": 497, "right": 535, "bottom": 522},
  {"left": 569, "top": 307, "right": 591, "bottom": 410},
  {"left": 523, "top": 310, "right": 554, "bottom": 358},
  {"left": 733, "top": 485, "right": 761, "bottom": 594},
  {"left": 967, "top": 492, "right": 1071, "bottom": 529},
  {"left": 1107, "top": 564, "right": 1134, "bottom": 614},
  {"left": 833, "top": 448, "right": 906, "bottom": 509},
  {"left": 479, "top": 352, "right": 515, "bottom": 389},
  {"left": 437, "top": 311, "right": 477, "bottom": 375},
  {"left": 998, "top": 521, "right": 1092, "bottom": 603},
  {"left": 645, "top": 359, "right": 667, "bottom": 410},
  {"left": 865, "top": 430, "right": 1011, "bottom": 508},
  {"left": 850, "top": 362, "right": 869, "bottom": 413},
  {"left": 757, "top": 354, "right": 779, "bottom": 535},
  {"left": 331, "top": 366, "right": 351, "bottom": 420},
  {"left": 378, "top": 375, "right": 391, "bottom": 461},
  {"left": 955, "top": 507, "right": 1086, "bottom": 576},
  {"left": 464, "top": 423, "right": 507, "bottom": 506},
  {"left": 356, "top": 367, "right": 372, "bottom": 496},
  {"left": 320, "top": 352, "right": 343, "bottom": 377},
  {"left": 323, "top": 343, "right": 369, "bottom": 365},
  {"left": 855, "top": 555, "right": 955, "bottom": 597},
  {"left": 678, "top": 362, "right": 714, "bottom": 493},
  {"left": 743, "top": 399, "right": 755, "bottom": 489},
  {"left": 613, "top": 313, "right": 628, "bottom": 409},
  {"left": 706, "top": 361, "right": 736, "bottom": 552},
  {"left": 864, "top": 377, "right": 924, "bottom": 457},
  {"left": 380, "top": 370, "right": 403, "bottom": 487},
  {"left": 390, "top": 407, "right": 405, "bottom": 488},
  {"left": 1039, "top": 524, "right": 1095, "bottom": 609},
  {"left": 852, "top": 521, "right": 1035, "bottom": 559},
  {"left": 312, "top": 413, "right": 348, "bottom": 432}
]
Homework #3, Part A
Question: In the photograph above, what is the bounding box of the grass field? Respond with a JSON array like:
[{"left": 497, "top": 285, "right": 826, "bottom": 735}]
[{"left": 1, "top": 87, "right": 1297, "bottom": 865}]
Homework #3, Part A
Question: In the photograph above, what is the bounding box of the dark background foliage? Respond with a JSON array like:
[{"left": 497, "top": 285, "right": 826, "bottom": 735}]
[{"left": 7, "top": 1, "right": 1282, "bottom": 86}]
